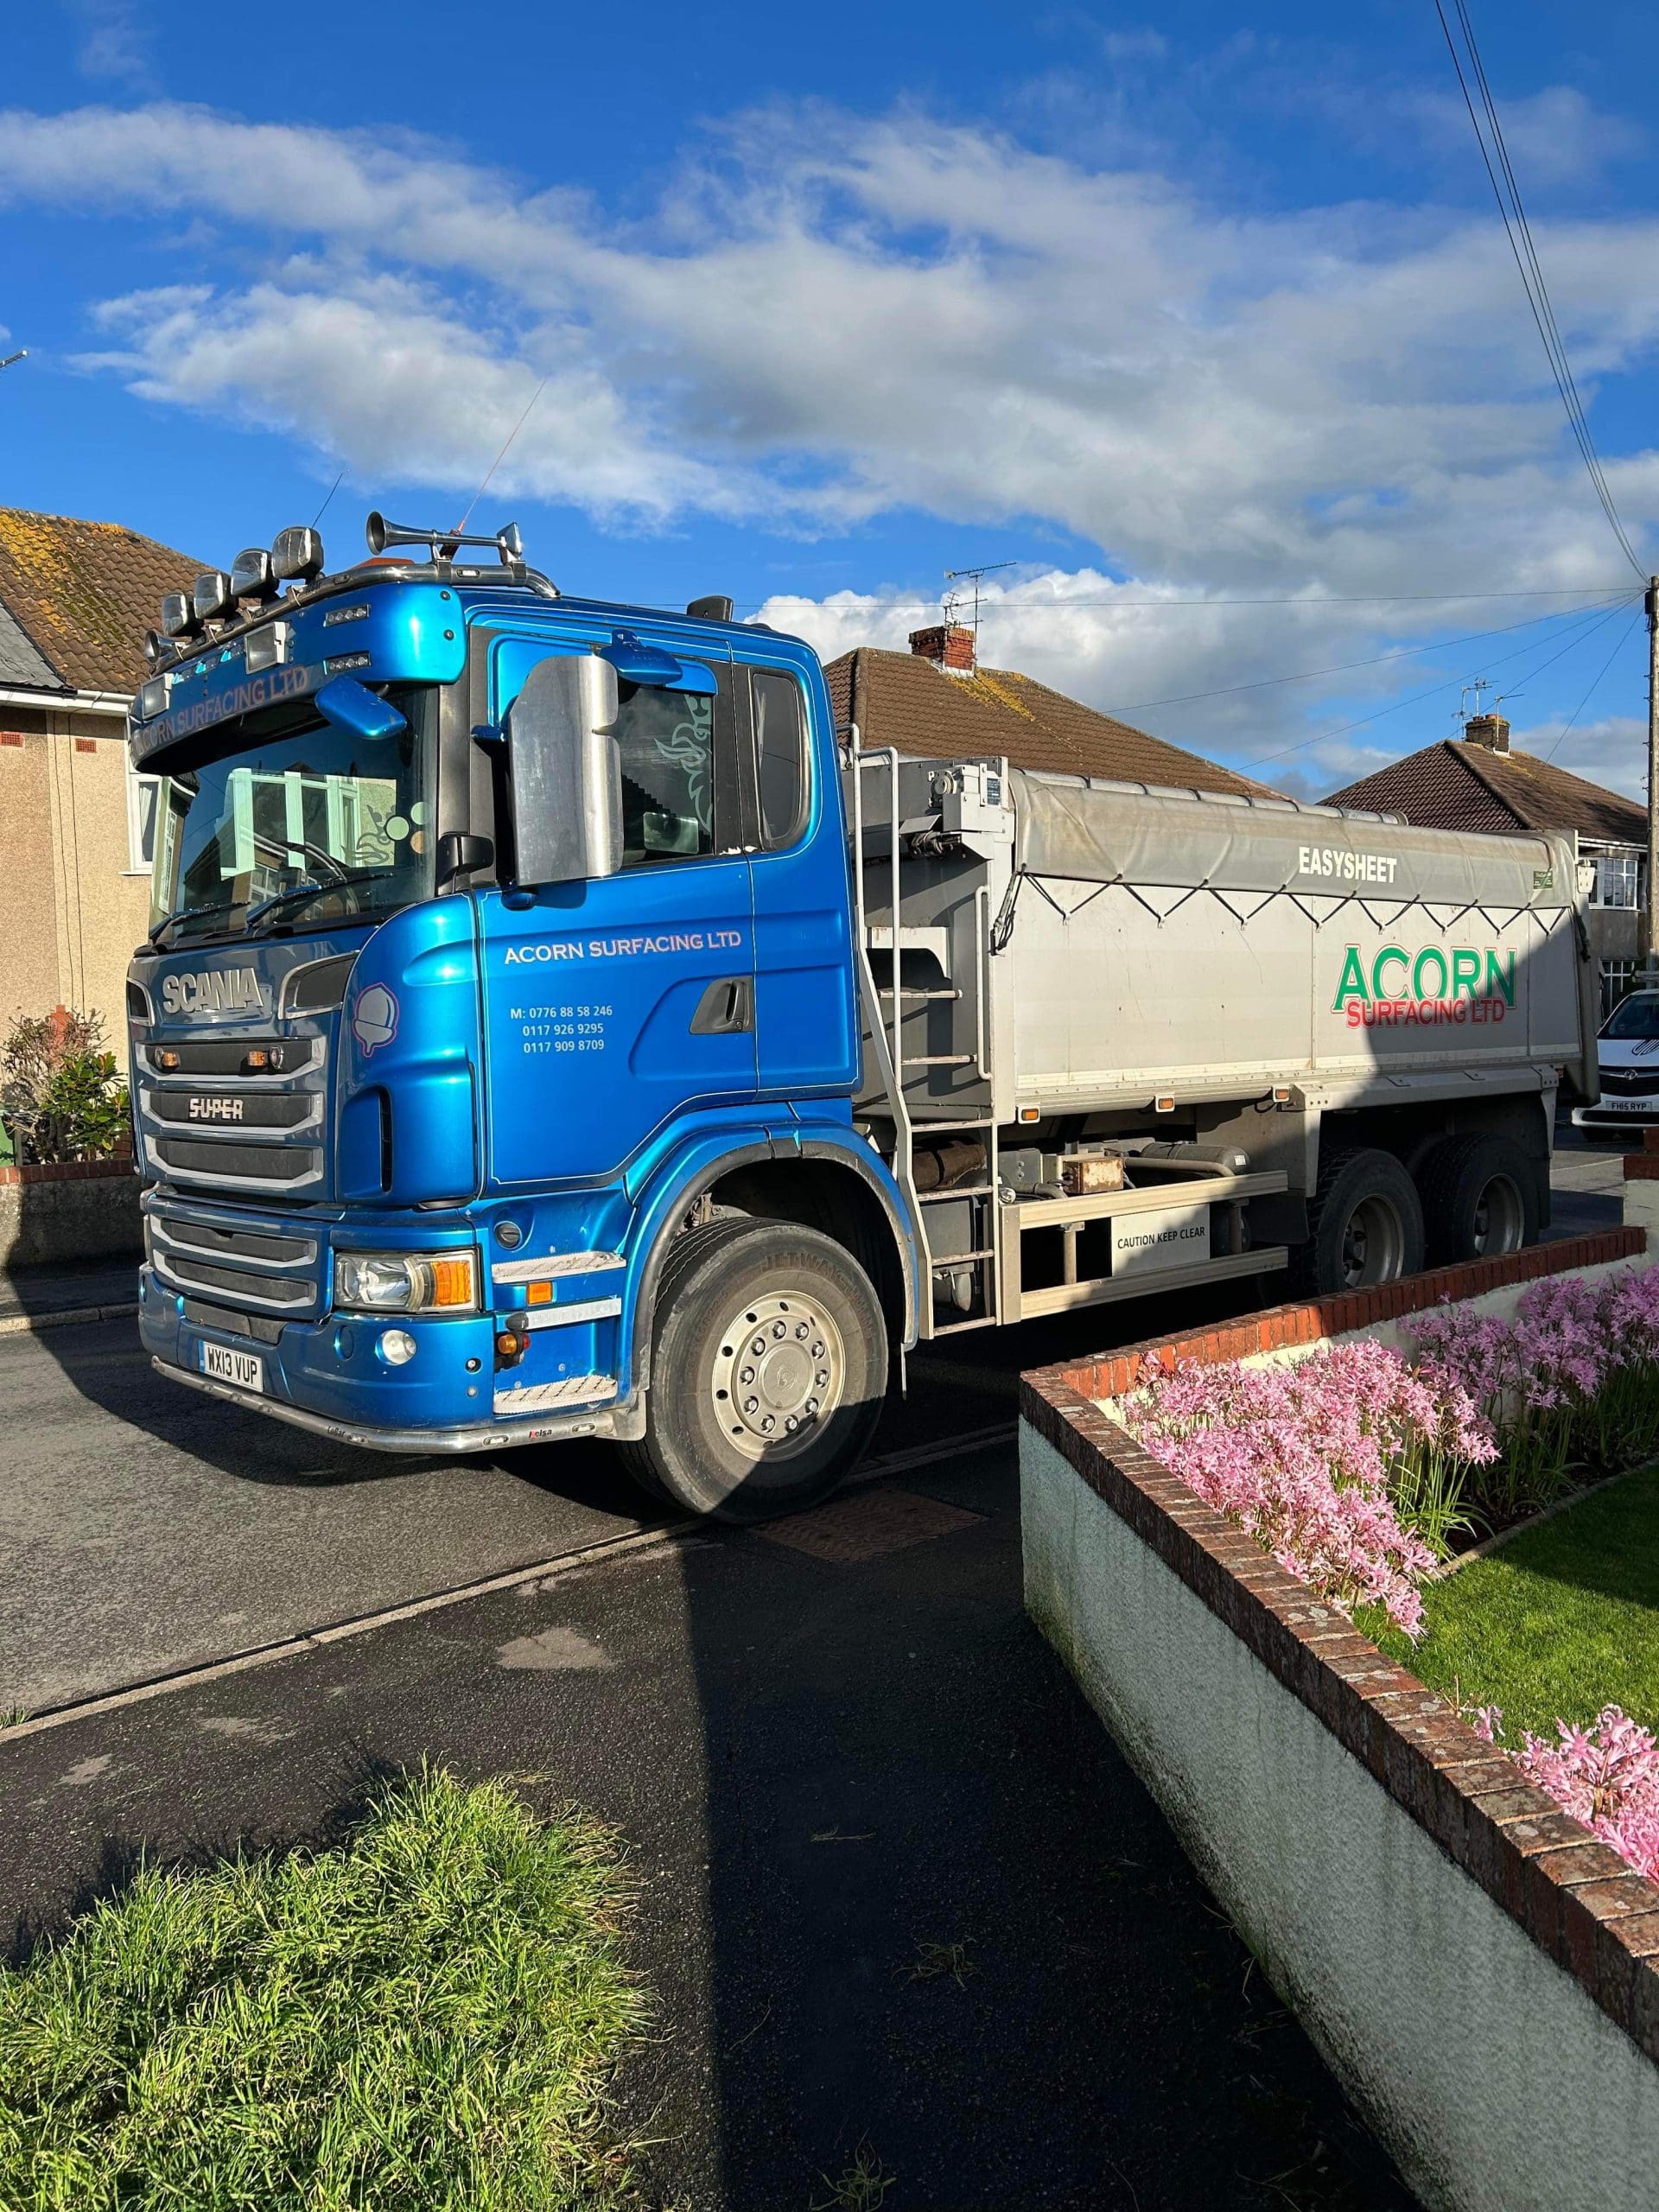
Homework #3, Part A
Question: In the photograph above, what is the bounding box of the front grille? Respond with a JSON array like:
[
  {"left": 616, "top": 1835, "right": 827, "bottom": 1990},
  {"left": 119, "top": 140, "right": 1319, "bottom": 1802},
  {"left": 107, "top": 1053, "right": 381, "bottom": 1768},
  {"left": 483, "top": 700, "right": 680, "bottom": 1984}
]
[
  {"left": 1601, "top": 1066, "right": 1659, "bottom": 1097},
  {"left": 151, "top": 1136, "right": 323, "bottom": 1188},
  {"left": 150, "top": 1202, "right": 321, "bottom": 1317},
  {"left": 144, "top": 1090, "right": 317, "bottom": 1131},
  {"left": 139, "top": 1037, "right": 321, "bottom": 1079},
  {"left": 162, "top": 1255, "right": 315, "bottom": 1308},
  {"left": 137, "top": 1029, "right": 327, "bottom": 1197}
]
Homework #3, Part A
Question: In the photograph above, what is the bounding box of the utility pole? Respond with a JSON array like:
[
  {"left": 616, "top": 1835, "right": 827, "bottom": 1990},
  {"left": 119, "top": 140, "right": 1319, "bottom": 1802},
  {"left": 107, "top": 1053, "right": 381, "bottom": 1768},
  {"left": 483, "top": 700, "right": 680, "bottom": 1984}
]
[{"left": 1649, "top": 575, "right": 1659, "bottom": 976}]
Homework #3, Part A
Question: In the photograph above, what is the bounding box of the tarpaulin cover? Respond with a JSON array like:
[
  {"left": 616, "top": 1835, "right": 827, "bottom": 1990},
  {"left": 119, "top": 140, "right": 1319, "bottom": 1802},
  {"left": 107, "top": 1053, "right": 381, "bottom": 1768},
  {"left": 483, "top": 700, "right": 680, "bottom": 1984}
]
[{"left": 1009, "top": 770, "right": 1570, "bottom": 912}]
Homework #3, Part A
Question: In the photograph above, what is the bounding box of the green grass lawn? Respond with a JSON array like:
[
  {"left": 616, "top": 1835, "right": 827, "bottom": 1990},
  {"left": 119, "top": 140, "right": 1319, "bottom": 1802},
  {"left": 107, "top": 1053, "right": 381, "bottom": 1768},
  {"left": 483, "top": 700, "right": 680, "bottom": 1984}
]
[
  {"left": 0, "top": 1766, "right": 645, "bottom": 2211},
  {"left": 1366, "top": 1465, "right": 1659, "bottom": 1743}
]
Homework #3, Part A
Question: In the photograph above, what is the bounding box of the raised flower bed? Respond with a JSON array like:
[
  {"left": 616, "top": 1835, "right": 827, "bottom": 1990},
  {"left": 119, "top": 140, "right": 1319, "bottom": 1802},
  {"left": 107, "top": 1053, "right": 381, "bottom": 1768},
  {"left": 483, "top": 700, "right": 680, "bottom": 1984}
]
[{"left": 1021, "top": 1225, "right": 1659, "bottom": 2212}]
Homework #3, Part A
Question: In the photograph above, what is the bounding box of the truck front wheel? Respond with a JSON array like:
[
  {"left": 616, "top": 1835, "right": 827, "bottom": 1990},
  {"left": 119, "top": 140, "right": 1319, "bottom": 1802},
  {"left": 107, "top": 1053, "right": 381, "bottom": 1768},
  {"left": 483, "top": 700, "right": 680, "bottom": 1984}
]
[
  {"left": 620, "top": 1217, "right": 888, "bottom": 1521},
  {"left": 1294, "top": 1147, "right": 1426, "bottom": 1295}
]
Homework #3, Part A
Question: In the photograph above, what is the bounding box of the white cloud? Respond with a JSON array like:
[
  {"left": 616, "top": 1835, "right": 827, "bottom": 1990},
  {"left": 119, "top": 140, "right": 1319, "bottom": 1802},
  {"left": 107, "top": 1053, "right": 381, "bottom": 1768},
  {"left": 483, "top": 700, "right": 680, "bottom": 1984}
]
[
  {"left": 65, "top": 1, "right": 150, "bottom": 86},
  {"left": 4, "top": 93, "right": 1658, "bottom": 775}
]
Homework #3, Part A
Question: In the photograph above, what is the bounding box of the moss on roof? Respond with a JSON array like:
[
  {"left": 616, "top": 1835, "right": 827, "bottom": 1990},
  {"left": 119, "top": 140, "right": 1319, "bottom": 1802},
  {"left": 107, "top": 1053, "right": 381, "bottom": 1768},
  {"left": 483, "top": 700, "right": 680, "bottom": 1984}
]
[{"left": 0, "top": 507, "right": 200, "bottom": 696}]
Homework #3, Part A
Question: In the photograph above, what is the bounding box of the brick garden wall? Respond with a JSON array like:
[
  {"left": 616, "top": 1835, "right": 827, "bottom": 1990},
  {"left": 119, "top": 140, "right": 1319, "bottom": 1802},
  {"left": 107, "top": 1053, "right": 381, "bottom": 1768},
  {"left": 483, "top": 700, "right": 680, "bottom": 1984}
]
[{"left": 1020, "top": 1225, "right": 1659, "bottom": 2210}]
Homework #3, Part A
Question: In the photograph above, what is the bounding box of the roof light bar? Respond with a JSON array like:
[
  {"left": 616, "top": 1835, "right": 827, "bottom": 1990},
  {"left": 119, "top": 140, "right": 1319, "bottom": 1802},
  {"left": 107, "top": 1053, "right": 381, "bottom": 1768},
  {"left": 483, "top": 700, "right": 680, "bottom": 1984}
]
[
  {"left": 160, "top": 590, "right": 200, "bottom": 640},
  {"left": 270, "top": 524, "right": 325, "bottom": 583},
  {"left": 192, "top": 570, "right": 235, "bottom": 624},
  {"left": 230, "top": 546, "right": 279, "bottom": 601}
]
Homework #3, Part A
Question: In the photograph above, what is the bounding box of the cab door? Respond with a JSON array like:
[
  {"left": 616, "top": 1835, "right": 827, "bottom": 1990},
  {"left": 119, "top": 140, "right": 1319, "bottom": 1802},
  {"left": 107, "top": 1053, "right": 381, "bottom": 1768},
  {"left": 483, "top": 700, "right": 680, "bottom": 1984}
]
[
  {"left": 737, "top": 659, "right": 861, "bottom": 1100},
  {"left": 478, "top": 634, "right": 756, "bottom": 1190}
]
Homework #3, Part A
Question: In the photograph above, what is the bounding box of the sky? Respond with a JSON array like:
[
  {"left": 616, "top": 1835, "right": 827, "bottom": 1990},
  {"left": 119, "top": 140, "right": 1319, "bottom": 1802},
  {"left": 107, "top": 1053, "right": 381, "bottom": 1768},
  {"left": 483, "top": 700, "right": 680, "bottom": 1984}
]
[{"left": 3, "top": 0, "right": 1659, "bottom": 802}]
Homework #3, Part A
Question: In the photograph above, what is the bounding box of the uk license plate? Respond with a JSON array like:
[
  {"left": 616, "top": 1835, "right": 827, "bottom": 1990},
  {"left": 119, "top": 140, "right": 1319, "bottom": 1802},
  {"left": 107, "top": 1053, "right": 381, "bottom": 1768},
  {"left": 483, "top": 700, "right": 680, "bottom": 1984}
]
[{"left": 200, "top": 1342, "right": 264, "bottom": 1392}]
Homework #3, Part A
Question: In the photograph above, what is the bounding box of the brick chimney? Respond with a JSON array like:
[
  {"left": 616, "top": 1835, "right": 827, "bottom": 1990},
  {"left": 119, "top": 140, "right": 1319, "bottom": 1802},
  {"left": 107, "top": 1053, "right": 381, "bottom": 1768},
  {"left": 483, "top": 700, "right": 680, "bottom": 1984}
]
[
  {"left": 908, "top": 623, "right": 976, "bottom": 676},
  {"left": 1463, "top": 712, "right": 1510, "bottom": 753}
]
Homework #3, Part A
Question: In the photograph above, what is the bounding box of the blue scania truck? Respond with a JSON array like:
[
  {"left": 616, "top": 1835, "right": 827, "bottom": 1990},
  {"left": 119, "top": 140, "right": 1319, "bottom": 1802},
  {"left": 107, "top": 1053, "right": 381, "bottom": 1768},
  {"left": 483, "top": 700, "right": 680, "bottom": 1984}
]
[{"left": 126, "top": 514, "right": 1596, "bottom": 1516}]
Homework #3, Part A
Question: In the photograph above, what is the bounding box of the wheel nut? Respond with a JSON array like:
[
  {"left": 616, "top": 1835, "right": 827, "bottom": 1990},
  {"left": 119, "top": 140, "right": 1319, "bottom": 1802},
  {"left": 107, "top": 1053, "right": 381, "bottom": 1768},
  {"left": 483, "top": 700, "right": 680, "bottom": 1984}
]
[
  {"left": 816, "top": 1370, "right": 829, "bottom": 1388},
  {"left": 761, "top": 1414, "right": 776, "bottom": 1433},
  {"left": 810, "top": 1339, "right": 824, "bottom": 1357},
  {"left": 744, "top": 1396, "right": 759, "bottom": 1414},
  {"left": 751, "top": 1336, "right": 766, "bottom": 1356},
  {"left": 772, "top": 1320, "right": 786, "bottom": 1339},
  {"left": 795, "top": 1321, "right": 809, "bottom": 1339},
  {"left": 805, "top": 1397, "right": 819, "bottom": 1414},
  {"left": 785, "top": 1414, "right": 798, "bottom": 1432},
  {"left": 740, "top": 1366, "right": 755, "bottom": 1385}
]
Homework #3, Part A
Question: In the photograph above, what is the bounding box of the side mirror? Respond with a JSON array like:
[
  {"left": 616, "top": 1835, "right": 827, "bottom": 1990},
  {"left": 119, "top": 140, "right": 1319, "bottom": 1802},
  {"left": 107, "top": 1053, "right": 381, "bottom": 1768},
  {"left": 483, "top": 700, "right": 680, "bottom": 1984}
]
[
  {"left": 505, "top": 653, "right": 622, "bottom": 887},
  {"left": 315, "top": 676, "right": 407, "bottom": 741}
]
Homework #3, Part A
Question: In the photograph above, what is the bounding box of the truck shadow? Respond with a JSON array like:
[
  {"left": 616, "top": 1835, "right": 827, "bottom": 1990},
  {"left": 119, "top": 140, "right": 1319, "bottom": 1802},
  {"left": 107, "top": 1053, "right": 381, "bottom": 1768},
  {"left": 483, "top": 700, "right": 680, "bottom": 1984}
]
[{"left": 642, "top": 1438, "right": 1415, "bottom": 2209}]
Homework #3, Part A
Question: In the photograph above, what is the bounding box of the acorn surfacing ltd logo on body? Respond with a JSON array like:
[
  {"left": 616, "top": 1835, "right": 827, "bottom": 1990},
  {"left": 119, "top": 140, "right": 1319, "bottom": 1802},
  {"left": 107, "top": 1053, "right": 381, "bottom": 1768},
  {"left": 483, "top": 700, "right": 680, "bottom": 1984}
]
[{"left": 1332, "top": 944, "right": 1515, "bottom": 1028}]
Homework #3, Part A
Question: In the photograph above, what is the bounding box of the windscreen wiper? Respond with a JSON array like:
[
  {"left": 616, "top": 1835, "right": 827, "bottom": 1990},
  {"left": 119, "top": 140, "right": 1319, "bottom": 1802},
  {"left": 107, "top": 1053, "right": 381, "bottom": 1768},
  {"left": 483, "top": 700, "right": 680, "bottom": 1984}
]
[
  {"left": 245, "top": 868, "right": 400, "bottom": 936},
  {"left": 149, "top": 899, "right": 237, "bottom": 948}
]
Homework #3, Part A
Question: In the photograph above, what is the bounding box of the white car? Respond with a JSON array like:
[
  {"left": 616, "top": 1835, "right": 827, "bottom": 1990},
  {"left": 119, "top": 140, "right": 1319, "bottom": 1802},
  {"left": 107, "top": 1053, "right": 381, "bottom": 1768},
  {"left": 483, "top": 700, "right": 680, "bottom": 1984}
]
[{"left": 1573, "top": 988, "right": 1659, "bottom": 1133}]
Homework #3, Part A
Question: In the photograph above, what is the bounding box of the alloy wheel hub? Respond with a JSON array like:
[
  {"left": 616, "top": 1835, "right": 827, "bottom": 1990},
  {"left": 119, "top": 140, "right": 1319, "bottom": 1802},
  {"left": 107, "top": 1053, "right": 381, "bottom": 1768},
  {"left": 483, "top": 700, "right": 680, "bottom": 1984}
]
[{"left": 710, "top": 1291, "right": 845, "bottom": 1461}]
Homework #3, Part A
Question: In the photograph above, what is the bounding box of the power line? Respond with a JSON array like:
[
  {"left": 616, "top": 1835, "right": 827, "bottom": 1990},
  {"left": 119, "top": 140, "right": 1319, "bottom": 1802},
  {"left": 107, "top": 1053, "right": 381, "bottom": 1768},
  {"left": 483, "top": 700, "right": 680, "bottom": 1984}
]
[
  {"left": 1237, "top": 594, "right": 1640, "bottom": 768},
  {"left": 1538, "top": 610, "right": 1643, "bottom": 763},
  {"left": 1434, "top": 2, "right": 1644, "bottom": 577},
  {"left": 744, "top": 583, "right": 1627, "bottom": 619}
]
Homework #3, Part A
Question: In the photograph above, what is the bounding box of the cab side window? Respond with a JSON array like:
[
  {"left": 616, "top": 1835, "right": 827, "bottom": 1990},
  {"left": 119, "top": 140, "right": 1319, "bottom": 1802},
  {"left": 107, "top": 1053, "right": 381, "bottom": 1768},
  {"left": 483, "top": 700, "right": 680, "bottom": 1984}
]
[
  {"left": 748, "top": 668, "right": 809, "bottom": 850},
  {"left": 614, "top": 680, "right": 720, "bottom": 867}
]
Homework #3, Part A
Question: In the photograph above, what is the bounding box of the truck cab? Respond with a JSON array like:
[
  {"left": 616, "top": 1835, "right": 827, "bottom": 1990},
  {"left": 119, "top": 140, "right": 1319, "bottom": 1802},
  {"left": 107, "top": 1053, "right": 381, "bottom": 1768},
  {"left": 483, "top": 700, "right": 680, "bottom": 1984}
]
[{"left": 128, "top": 517, "right": 916, "bottom": 1518}]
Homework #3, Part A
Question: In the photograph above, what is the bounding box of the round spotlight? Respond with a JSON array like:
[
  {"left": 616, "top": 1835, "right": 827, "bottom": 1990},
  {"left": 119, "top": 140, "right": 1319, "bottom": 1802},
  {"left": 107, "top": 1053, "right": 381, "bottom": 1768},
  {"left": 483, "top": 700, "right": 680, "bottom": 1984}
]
[
  {"left": 161, "top": 590, "right": 200, "bottom": 640},
  {"left": 230, "top": 545, "right": 276, "bottom": 601},
  {"left": 192, "top": 570, "right": 234, "bottom": 624},
  {"left": 378, "top": 1327, "right": 417, "bottom": 1366},
  {"left": 270, "top": 524, "right": 325, "bottom": 583}
]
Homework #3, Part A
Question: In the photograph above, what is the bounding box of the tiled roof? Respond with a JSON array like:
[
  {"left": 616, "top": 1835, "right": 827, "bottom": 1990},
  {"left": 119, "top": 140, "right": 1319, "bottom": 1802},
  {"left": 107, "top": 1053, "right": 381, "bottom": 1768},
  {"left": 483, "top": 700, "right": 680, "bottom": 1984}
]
[
  {"left": 0, "top": 596, "right": 59, "bottom": 690},
  {"left": 1321, "top": 739, "right": 1645, "bottom": 848},
  {"left": 824, "top": 646, "right": 1286, "bottom": 800},
  {"left": 0, "top": 508, "right": 200, "bottom": 696}
]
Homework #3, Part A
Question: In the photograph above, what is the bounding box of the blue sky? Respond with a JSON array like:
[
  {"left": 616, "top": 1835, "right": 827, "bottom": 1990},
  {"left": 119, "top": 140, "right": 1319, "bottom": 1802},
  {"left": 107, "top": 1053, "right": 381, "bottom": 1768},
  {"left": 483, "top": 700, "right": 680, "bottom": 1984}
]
[{"left": 4, "top": 0, "right": 1659, "bottom": 799}]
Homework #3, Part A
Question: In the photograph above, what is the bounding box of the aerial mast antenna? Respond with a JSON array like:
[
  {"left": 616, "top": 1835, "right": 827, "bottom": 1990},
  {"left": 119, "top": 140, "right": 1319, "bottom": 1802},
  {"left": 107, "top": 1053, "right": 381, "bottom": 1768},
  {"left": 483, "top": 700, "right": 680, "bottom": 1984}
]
[{"left": 943, "top": 560, "right": 1015, "bottom": 652}]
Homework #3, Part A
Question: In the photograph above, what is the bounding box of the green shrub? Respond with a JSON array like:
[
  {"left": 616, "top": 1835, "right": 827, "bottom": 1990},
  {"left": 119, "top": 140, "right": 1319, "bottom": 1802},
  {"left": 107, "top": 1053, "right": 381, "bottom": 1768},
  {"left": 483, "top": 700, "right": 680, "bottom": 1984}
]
[{"left": 0, "top": 1009, "right": 130, "bottom": 1162}]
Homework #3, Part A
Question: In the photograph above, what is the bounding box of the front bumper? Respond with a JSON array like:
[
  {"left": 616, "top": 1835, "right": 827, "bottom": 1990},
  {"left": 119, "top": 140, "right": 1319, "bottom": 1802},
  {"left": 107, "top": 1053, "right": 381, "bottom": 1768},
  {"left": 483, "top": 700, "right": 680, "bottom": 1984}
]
[
  {"left": 138, "top": 1262, "right": 628, "bottom": 1452},
  {"left": 152, "top": 1355, "right": 626, "bottom": 1452},
  {"left": 1572, "top": 1097, "right": 1659, "bottom": 1133}
]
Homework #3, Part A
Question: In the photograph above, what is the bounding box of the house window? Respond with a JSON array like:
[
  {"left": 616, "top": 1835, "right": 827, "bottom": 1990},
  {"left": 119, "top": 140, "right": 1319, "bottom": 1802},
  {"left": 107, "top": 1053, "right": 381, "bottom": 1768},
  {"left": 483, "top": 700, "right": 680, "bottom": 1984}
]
[
  {"left": 1601, "top": 959, "right": 1643, "bottom": 1018},
  {"left": 1590, "top": 854, "right": 1643, "bottom": 910},
  {"left": 125, "top": 759, "right": 160, "bottom": 875}
]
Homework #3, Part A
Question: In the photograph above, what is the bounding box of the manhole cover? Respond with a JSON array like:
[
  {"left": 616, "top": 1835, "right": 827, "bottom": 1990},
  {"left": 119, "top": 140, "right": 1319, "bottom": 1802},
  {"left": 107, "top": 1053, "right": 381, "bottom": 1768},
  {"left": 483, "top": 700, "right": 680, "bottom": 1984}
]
[{"left": 753, "top": 1485, "right": 985, "bottom": 1562}]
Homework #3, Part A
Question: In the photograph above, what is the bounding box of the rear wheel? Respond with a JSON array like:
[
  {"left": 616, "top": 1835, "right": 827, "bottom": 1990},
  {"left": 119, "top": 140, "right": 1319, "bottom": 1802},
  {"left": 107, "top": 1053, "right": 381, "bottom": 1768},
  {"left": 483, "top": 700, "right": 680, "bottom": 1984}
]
[
  {"left": 1419, "top": 1133, "right": 1537, "bottom": 1266},
  {"left": 619, "top": 1217, "right": 887, "bottom": 1521},
  {"left": 1294, "top": 1147, "right": 1425, "bottom": 1295}
]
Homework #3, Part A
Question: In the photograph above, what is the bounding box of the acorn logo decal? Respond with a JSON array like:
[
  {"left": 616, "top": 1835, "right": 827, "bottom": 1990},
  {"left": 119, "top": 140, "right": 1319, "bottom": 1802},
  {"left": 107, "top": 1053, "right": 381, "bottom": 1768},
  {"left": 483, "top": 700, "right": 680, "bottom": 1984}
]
[{"left": 351, "top": 984, "right": 398, "bottom": 1056}]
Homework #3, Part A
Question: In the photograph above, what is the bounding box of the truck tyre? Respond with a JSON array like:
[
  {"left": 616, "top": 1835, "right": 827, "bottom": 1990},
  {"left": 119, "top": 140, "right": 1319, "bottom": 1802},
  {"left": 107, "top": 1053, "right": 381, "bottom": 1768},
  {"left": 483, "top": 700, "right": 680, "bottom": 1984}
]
[
  {"left": 619, "top": 1217, "right": 887, "bottom": 1522},
  {"left": 1419, "top": 1133, "right": 1537, "bottom": 1266},
  {"left": 1294, "top": 1147, "right": 1425, "bottom": 1295}
]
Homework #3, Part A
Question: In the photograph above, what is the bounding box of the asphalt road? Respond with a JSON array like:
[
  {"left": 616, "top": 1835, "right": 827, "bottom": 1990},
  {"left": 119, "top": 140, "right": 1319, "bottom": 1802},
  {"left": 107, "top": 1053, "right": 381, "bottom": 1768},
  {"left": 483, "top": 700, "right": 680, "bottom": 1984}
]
[
  {"left": 0, "top": 1442, "right": 1413, "bottom": 2211},
  {"left": 0, "top": 1129, "right": 1627, "bottom": 1715}
]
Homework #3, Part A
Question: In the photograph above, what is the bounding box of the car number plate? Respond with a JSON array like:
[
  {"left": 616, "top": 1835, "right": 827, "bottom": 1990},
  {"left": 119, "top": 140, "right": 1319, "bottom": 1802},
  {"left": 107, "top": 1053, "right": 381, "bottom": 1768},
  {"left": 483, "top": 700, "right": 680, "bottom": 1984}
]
[
  {"left": 200, "top": 1343, "right": 264, "bottom": 1391},
  {"left": 1603, "top": 1098, "right": 1651, "bottom": 1112}
]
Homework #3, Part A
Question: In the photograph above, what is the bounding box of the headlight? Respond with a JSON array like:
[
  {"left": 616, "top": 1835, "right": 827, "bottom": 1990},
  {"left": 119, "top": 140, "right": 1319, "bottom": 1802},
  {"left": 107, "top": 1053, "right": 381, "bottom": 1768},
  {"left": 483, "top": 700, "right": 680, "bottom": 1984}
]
[{"left": 335, "top": 1249, "right": 477, "bottom": 1313}]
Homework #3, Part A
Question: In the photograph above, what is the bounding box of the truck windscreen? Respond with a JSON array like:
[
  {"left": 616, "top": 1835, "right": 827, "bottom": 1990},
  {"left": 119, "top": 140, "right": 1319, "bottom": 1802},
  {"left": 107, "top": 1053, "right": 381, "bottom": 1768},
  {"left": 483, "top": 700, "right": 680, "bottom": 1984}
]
[{"left": 149, "top": 685, "right": 435, "bottom": 948}]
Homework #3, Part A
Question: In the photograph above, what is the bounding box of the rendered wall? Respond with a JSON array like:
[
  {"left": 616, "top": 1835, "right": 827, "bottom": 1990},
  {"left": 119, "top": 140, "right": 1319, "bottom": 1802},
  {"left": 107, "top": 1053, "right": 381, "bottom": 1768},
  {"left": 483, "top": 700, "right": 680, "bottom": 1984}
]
[
  {"left": 1023, "top": 1424, "right": 1659, "bottom": 2212},
  {"left": 0, "top": 717, "right": 148, "bottom": 1044}
]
